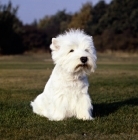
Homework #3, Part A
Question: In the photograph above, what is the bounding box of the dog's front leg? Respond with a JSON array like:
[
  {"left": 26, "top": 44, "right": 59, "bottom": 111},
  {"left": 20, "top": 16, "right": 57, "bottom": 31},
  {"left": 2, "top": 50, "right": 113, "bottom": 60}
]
[{"left": 76, "top": 94, "right": 93, "bottom": 120}]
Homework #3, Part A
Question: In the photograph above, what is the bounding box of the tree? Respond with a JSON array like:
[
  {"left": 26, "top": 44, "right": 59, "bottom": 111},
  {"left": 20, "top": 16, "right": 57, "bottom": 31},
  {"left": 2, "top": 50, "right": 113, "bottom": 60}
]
[
  {"left": 90, "top": 0, "right": 108, "bottom": 35},
  {"left": 22, "top": 25, "right": 49, "bottom": 52},
  {"left": 93, "top": 0, "right": 138, "bottom": 51},
  {"left": 68, "top": 2, "right": 93, "bottom": 33},
  {"left": 98, "top": 0, "right": 138, "bottom": 34},
  {"left": 38, "top": 10, "right": 71, "bottom": 45},
  {"left": 0, "top": 1, "right": 24, "bottom": 54}
]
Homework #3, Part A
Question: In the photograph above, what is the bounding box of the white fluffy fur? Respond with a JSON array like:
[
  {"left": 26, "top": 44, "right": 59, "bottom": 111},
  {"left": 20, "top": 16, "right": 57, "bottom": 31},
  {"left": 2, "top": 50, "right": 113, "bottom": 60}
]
[{"left": 31, "top": 29, "right": 97, "bottom": 121}]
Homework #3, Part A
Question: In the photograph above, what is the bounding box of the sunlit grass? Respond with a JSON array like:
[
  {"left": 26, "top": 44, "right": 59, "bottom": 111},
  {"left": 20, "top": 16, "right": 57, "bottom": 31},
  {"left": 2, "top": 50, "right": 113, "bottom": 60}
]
[{"left": 0, "top": 53, "right": 138, "bottom": 139}]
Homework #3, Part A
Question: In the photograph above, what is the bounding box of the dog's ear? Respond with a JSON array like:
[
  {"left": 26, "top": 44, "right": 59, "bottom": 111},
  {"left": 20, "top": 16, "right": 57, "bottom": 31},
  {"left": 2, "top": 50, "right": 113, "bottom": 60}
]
[{"left": 50, "top": 38, "right": 60, "bottom": 51}]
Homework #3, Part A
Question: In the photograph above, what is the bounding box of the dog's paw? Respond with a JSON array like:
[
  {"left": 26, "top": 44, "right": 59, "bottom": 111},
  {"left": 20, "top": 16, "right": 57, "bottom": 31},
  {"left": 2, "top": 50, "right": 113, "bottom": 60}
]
[
  {"left": 82, "top": 116, "right": 94, "bottom": 121},
  {"left": 77, "top": 114, "right": 94, "bottom": 121},
  {"left": 48, "top": 115, "right": 65, "bottom": 121}
]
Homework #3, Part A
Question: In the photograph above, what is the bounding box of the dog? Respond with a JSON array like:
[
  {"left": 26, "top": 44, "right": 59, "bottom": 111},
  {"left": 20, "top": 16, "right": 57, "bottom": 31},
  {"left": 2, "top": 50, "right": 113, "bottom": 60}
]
[{"left": 31, "top": 29, "right": 97, "bottom": 121}]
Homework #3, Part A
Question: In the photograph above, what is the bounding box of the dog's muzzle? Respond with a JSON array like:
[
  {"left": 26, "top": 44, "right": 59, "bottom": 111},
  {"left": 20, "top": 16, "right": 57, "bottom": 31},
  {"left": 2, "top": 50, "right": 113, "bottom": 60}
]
[{"left": 75, "top": 56, "right": 91, "bottom": 71}]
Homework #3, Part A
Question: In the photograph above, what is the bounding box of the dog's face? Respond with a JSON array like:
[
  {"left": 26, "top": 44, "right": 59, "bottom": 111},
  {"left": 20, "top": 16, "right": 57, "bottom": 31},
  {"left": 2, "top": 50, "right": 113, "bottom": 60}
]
[{"left": 50, "top": 29, "right": 97, "bottom": 75}]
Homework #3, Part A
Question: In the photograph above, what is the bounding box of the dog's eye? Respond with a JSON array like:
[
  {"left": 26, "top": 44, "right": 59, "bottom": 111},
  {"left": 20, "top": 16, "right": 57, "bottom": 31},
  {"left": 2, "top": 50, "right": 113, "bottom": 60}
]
[
  {"left": 69, "top": 49, "right": 74, "bottom": 53},
  {"left": 85, "top": 49, "right": 89, "bottom": 52}
]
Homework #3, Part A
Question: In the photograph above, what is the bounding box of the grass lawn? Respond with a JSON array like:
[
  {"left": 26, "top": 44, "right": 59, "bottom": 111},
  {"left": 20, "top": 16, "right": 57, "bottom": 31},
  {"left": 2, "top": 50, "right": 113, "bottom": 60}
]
[{"left": 0, "top": 53, "right": 138, "bottom": 140}]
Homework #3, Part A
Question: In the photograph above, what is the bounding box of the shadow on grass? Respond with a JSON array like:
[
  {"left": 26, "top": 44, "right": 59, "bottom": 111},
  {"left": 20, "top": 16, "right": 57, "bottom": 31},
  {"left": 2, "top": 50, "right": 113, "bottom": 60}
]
[{"left": 93, "top": 97, "right": 138, "bottom": 117}]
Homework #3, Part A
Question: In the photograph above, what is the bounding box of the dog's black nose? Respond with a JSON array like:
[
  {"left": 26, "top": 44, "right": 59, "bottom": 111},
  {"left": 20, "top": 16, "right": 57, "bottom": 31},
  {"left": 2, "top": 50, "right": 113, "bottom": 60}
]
[{"left": 80, "top": 57, "right": 88, "bottom": 63}]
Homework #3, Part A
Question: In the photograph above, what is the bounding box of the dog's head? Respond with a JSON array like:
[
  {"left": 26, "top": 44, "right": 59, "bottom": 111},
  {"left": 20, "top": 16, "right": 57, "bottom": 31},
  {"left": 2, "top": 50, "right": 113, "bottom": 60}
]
[{"left": 50, "top": 29, "right": 97, "bottom": 75}]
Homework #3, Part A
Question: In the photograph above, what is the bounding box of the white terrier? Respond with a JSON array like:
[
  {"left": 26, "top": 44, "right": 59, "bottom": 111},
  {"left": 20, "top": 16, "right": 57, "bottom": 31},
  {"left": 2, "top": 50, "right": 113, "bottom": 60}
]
[{"left": 31, "top": 29, "right": 97, "bottom": 121}]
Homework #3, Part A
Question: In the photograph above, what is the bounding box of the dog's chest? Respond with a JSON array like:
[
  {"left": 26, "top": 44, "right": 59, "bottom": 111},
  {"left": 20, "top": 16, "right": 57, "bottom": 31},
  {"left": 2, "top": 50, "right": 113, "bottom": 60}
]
[
  {"left": 62, "top": 77, "right": 89, "bottom": 94},
  {"left": 47, "top": 72, "right": 89, "bottom": 95}
]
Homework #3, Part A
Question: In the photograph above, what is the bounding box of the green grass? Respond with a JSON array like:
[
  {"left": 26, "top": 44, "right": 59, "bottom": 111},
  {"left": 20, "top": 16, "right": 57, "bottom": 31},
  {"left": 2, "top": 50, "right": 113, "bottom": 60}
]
[{"left": 0, "top": 53, "right": 138, "bottom": 140}]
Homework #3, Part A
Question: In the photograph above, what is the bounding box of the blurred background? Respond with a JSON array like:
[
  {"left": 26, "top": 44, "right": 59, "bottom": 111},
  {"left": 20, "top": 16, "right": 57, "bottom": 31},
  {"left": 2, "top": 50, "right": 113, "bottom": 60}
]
[{"left": 0, "top": 0, "right": 138, "bottom": 55}]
